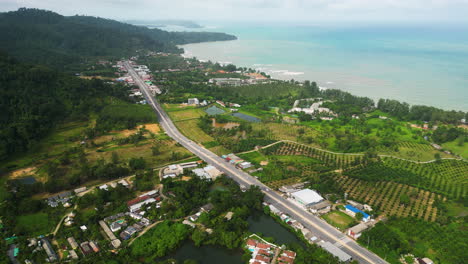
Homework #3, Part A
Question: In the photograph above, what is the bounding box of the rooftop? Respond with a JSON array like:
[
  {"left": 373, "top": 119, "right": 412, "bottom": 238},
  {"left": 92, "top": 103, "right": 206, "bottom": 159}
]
[{"left": 291, "top": 189, "right": 324, "bottom": 205}]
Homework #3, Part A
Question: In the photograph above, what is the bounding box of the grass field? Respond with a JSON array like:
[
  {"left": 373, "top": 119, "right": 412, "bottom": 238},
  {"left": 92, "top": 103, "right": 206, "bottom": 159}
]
[
  {"left": 175, "top": 119, "right": 215, "bottom": 143},
  {"left": 442, "top": 141, "right": 468, "bottom": 159},
  {"left": 377, "top": 142, "right": 452, "bottom": 161},
  {"left": 167, "top": 108, "right": 206, "bottom": 122},
  {"left": 322, "top": 211, "right": 357, "bottom": 230},
  {"left": 1, "top": 121, "right": 88, "bottom": 171},
  {"left": 16, "top": 212, "right": 54, "bottom": 236}
]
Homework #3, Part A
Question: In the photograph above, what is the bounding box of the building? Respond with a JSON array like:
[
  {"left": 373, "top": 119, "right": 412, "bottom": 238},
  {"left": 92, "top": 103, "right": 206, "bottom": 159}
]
[
  {"left": 67, "top": 237, "right": 79, "bottom": 250},
  {"left": 238, "top": 162, "right": 253, "bottom": 169},
  {"left": 188, "top": 98, "right": 200, "bottom": 105},
  {"left": 308, "top": 200, "right": 332, "bottom": 214},
  {"left": 193, "top": 165, "right": 223, "bottom": 180},
  {"left": 347, "top": 223, "right": 370, "bottom": 240},
  {"left": 129, "top": 198, "right": 156, "bottom": 212},
  {"left": 209, "top": 78, "right": 242, "bottom": 86},
  {"left": 163, "top": 164, "right": 184, "bottom": 177},
  {"left": 80, "top": 242, "right": 93, "bottom": 255},
  {"left": 417, "top": 258, "right": 434, "bottom": 264},
  {"left": 99, "top": 221, "right": 121, "bottom": 248},
  {"left": 74, "top": 187, "right": 87, "bottom": 194},
  {"left": 69, "top": 250, "right": 79, "bottom": 259},
  {"left": 318, "top": 241, "right": 352, "bottom": 262},
  {"left": 291, "top": 189, "right": 324, "bottom": 208},
  {"left": 41, "top": 238, "right": 58, "bottom": 262},
  {"left": 345, "top": 205, "right": 370, "bottom": 222},
  {"left": 89, "top": 241, "right": 99, "bottom": 252}
]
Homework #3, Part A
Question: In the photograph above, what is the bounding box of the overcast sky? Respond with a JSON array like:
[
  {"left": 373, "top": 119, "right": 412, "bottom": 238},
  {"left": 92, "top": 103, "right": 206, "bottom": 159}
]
[{"left": 2, "top": 0, "right": 468, "bottom": 23}]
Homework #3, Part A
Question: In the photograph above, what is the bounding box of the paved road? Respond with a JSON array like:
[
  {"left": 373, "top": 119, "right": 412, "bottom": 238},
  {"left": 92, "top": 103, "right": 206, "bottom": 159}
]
[{"left": 125, "top": 61, "right": 387, "bottom": 264}]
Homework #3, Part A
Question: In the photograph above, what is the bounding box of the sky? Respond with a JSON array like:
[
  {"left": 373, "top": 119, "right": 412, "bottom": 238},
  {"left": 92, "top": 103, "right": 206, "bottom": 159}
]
[{"left": 1, "top": 0, "right": 468, "bottom": 23}]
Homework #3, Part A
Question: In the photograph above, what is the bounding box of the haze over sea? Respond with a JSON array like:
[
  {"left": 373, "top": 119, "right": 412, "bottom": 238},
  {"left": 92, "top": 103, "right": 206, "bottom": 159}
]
[{"left": 167, "top": 22, "right": 468, "bottom": 111}]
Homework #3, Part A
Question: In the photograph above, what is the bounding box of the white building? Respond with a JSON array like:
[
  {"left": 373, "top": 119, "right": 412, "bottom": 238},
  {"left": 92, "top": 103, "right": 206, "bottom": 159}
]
[
  {"left": 291, "top": 189, "right": 324, "bottom": 208},
  {"left": 188, "top": 98, "right": 200, "bottom": 105}
]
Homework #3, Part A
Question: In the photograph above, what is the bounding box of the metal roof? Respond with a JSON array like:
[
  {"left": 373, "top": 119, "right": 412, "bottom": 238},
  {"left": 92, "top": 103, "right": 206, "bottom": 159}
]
[{"left": 291, "top": 189, "right": 324, "bottom": 205}]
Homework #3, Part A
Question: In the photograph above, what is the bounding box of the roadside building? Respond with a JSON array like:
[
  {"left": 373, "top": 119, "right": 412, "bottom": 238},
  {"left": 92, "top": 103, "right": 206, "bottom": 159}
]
[
  {"left": 308, "top": 200, "right": 332, "bottom": 214},
  {"left": 238, "top": 161, "right": 253, "bottom": 169},
  {"left": 163, "top": 164, "right": 184, "bottom": 177},
  {"left": 417, "top": 258, "right": 434, "bottom": 264},
  {"left": 318, "top": 241, "right": 352, "bottom": 262},
  {"left": 347, "top": 222, "right": 370, "bottom": 240},
  {"left": 291, "top": 189, "right": 324, "bottom": 208},
  {"left": 74, "top": 187, "right": 87, "bottom": 194}
]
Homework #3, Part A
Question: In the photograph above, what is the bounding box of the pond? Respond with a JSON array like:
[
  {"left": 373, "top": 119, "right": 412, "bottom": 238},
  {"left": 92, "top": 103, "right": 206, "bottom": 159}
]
[
  {"left": 205, "top": 106, "right": 225, "bottom": 116},
  {"left": 232, "top": 113, "right": 261, "bottom": 123},
  {"left": 16, "top": 176, "right": 36, "bottom": 185},
  {"left": 160, "top": 241, "right": 243, "bottom": 264},
  {"left": 163, "top": 213, "right": 303, "bottom": 263}
]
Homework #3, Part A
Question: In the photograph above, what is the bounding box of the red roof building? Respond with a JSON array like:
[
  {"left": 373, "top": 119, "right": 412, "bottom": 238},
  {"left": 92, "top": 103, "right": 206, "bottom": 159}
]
[
  {"left": 246, "top": 239, "right": 258, "bottom": 247},
  {"left": 127, "top": 195, "right": 150, "bottom": 207},
  {"left": 255, "top": 254, "right": 271, "bottom": 263},
  {"left": 256, "top": 243, "right": 271, "bottom": 250},
  {"left": 282, "top": 250, "right": 296, "bottom": 258},
  {"left": 258, "top": 249, "right": 271, "bottom": 256}
]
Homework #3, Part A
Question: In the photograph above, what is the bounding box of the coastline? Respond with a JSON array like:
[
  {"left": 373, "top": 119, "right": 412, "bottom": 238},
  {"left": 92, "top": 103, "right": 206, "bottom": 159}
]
[{"left": 179, "top": 32, "right": 468, "bottom": 112}]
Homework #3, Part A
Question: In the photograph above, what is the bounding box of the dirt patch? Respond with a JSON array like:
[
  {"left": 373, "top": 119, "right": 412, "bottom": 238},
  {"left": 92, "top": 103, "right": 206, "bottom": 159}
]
[
  {"left": 120, "top": 123, "right": 160, "bottom": 137},
  {"left": 181, "top": 176, "right": 192, "bottom": 181},
  {"left": 212, "top": 119, "right": 240, "bottom": 129},
  {"left": 260, "top": 161, "right": 269, "bottom": 166},
  {"left": 10, "top": 166, "right": 36, "bottom": 179}
]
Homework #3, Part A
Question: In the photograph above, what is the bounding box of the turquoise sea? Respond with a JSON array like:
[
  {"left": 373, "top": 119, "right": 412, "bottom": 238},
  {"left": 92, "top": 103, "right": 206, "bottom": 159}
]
[{"left": 173, "top": 22, "right": 468, "bottom": 111}]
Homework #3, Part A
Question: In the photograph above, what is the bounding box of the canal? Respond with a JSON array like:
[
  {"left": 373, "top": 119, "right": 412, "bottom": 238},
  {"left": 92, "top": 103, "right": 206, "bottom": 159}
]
[{"left": 162, "top": 213, "right": 303, "bottom": 263}]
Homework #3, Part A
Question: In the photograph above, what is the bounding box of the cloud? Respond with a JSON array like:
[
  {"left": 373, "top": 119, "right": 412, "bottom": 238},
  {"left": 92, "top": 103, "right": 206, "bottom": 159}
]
[{"left": 2, "top": 0, "right": 468, "bottom": 22}]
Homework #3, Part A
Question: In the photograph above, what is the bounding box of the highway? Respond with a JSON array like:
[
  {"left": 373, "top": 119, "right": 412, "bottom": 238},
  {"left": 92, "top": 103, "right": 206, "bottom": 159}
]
[{"left": 124, "top": 61, "right": 387, "bottom": 264}]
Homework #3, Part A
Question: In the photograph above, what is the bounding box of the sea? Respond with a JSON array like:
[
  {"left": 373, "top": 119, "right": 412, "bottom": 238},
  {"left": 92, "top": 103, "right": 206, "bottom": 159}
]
[{"left": 157, "top": 22, "right": 468, "bottom": 111}]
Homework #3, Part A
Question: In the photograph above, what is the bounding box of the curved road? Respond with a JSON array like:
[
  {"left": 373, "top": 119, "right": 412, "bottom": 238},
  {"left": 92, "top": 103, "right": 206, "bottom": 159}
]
[{"left": 125, "top": 61, "right": 387, "bottom": 264}]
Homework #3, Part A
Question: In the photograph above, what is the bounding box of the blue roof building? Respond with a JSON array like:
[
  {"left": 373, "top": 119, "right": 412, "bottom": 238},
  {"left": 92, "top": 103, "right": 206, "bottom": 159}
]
[{"left": 345, "top": 205, "right": 370, "bottom": 222}]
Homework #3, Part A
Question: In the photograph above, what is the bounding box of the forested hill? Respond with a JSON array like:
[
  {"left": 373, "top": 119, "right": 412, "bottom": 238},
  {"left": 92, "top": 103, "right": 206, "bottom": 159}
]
[
  {"left": 0, "top": 8, "right": 236, "bottom": 68},
  {"left": 0, "top": 53, "right": 128, "bottom": 161}
]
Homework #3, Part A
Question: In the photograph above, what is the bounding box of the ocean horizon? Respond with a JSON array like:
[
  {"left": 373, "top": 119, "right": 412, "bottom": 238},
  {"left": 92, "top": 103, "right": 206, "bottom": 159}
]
[{"left": 172, "top": 23, "right": 468, "bottom": 112}]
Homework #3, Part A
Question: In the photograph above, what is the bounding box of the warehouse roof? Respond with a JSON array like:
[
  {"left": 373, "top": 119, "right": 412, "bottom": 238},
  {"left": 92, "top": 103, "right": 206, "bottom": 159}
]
[{"left": 292, "top": 189, "right": 324, "bottom": 205}]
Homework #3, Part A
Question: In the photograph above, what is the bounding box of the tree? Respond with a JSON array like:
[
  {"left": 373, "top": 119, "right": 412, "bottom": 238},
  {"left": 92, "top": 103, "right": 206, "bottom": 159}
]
[
  {"left": 355, "top": 212, "right": 364, "bottom": 221},
  {"left": 151, "top": 144, "right": 161, "bottom": 156},
  {"left": 129, "top": 157, "right": 146, "bottom": 170},
  {"left": 434, "top": 153, "right": 441, "bottom": 163},
  {"left": 111, "top": 152, "right": 119, "bottom": 164}
]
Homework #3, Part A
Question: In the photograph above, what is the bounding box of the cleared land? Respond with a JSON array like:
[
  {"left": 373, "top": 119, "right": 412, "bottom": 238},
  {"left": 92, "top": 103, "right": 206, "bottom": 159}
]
[{"left": 175, "top": 119, "right": 215, "bottom": 143}]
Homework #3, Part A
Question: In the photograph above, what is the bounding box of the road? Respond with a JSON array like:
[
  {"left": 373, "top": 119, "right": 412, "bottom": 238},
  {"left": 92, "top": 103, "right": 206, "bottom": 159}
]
[{"left": 124, "top": 61, "right": 387, "bottom": 264}]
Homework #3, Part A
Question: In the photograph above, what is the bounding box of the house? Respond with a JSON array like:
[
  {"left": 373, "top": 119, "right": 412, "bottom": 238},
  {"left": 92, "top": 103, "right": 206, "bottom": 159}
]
[
  {"left": 129, "top": 198, "right": 156, "bottom": 212},
  {"left": 67, "top": 237, "right": 79, "bottom": 249},
  {"left": 110, "top": 222, "right": 123, "bottom": 232},
  {"left": 188, "top": 98, "right": 199, "bottom": 105},
  {"left": 238, "top": 162, "right": 253, "bottom": 169},
  {"left": 118, "top": 179, "right": 130, "bottom": 187},
  {"left": 417, "top": 258, "right": 434, "bottom": 264},
  {"left": 99, "top": 221, "right": 121, "bottom": 248},
  {"left": 99, "top": 184, "right": 109, "bottom": 191},
  {"left": 347, "top": 222, "right": 370, "bottom": 239},
  {"left": 308, "top": 200, "right": 332, "bottom": 214},
  {"left": 200, "top": 203, "right": 214, "bottom": 213},
  {"left": 74, "top": 187, "right": 87, "bottom": 194},
  {"left": 80, "top": 242, "right": 94, "bottom": 255},
  {"left": 69, "top": 249, "right": 79, "bottom": 259},
  {"left": 246, "top": 239, "right": 257, "bottom": 250},
  {"left": 89, "top": 241, "right": 99, "bottom": 252},
  {"left": 318, "top": 241, "right": 352, "bottom": 262},
  {"left": 291, "top": 189, "right": 324, "bottom": 208},
  {"left": 255, "top": 254, "right": 271, "bottom": 263},
  {"left": 345, "top": 205, "right": 370, "bottom": 222}
]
